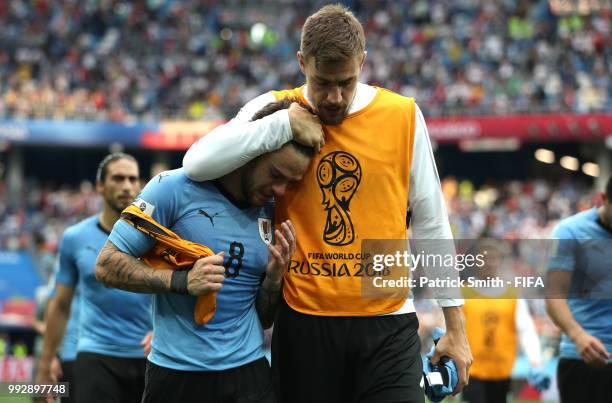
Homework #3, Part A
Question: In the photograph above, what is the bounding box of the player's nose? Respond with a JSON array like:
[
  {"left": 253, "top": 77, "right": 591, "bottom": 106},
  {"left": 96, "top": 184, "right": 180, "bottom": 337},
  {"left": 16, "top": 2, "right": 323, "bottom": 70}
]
[
  {"left": 327, "top": 86, "right": 342, "bottom": 104},
  {"left": 272, "top": 182, "right": 288, "bottom": 197}
]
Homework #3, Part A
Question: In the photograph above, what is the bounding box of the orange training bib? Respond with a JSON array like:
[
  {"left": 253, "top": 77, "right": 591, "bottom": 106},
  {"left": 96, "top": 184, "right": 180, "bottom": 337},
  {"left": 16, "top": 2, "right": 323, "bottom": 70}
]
[{"left": 272, "top": 86, "right": 416, "bottom": 316}]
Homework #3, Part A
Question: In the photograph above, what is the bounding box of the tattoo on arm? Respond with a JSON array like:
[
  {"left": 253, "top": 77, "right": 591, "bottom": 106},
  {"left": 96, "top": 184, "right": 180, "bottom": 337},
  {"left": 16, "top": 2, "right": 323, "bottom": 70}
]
[
  {"left": 256, "top": 276, "right": 283, "bottom": 329},
  {"left": 95, "top": 241, "right": 172, "bottom": 293}
]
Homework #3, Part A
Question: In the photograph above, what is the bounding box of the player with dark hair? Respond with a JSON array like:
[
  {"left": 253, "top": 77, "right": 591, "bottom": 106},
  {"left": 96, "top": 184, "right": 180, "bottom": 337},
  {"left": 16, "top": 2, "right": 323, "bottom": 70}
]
[
  {"left": 546, "top": 173, "right": 612, "bottom": 403},
  {"left": 36, "top": 153, "right": 152, "bottom": 403},
  {"left": 95, "top": 100, "right": 316, "bottom": 403}
]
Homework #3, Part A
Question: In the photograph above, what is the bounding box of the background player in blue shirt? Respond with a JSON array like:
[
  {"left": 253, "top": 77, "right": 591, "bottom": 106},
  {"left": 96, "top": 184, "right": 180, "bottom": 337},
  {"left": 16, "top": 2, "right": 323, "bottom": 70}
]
[
  {"left": 95, "top": 100, "right": 316, "bottom": 403},
  {"left": 546, "top": 173, "right": 612, "bottom": 403},
  {"left": 40, "top": 266, "right": 80, "bottom": 403},
  {"left": 36, "top": 153, "right": 152, "bottom": 403}
]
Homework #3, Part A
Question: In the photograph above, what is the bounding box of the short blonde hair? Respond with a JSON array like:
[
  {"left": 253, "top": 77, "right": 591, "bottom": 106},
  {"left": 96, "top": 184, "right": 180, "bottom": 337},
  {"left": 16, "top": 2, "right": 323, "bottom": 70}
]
[{"left": 300, "top": 4, "right": 365, "bottom": 64}]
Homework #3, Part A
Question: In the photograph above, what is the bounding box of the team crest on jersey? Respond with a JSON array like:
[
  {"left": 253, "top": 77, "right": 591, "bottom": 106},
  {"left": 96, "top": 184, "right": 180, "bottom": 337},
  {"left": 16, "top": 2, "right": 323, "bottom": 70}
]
[
  {"left": 132, "top": 198, "right": 155, "bottom": 216},
  {"left": 258, "top": 218, "right": 273, "bottom": 245}
]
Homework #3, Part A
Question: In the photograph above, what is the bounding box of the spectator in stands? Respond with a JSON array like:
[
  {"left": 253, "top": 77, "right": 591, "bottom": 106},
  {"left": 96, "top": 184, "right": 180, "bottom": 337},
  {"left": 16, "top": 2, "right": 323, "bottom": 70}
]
[{"left": 0, "top": 0, "right": 608, "bottom": 121}]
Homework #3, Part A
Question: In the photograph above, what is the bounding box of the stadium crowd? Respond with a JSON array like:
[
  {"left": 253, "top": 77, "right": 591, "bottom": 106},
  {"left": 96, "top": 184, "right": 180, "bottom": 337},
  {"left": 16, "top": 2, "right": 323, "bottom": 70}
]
[
  {"left": 0, "top": 0, "right": 609, "bottom": 121},
  {"left": 0, "top": 180, "right": 99, "bottom": 278},
  {"left": 443, "top": 177, "right": 598, "bottom": 239}
]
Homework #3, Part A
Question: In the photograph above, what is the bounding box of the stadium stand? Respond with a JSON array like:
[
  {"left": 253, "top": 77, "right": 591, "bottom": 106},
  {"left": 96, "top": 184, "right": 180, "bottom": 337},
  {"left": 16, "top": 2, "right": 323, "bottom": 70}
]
[{"left": 0, "top": 0, "right": 608, "bottom": 121}]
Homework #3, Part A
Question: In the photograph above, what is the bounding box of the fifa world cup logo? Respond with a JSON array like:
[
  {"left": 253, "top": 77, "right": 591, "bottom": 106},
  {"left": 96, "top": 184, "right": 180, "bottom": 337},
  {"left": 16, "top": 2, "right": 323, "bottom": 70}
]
[{"left": 317, "top": 151, "right": 362, "bottom": 246}]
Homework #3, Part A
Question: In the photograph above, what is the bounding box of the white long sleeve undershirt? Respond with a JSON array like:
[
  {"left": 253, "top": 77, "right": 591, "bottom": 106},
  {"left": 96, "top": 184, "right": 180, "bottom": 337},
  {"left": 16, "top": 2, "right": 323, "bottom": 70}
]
[{"left": 515, "top": 299, "right": 543, "bottom": 366}]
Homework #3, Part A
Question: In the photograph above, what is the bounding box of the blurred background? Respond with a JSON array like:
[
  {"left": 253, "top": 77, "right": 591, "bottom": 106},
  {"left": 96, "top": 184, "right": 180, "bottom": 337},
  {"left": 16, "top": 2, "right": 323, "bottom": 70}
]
[{"left": 0, "top": 0, "right": 609, "bottom": 401}]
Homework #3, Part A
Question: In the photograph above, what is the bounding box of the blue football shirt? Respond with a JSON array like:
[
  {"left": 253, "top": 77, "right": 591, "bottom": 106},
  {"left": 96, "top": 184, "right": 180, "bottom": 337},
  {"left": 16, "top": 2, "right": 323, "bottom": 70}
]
[
  {"left": 548, "top": 208, "right": 612, "bottom": 361},
  {"left": 48, "top": 268, "right": 80, "bottom": 362},
  {"left": 109, "top": 169, "right": 274, "bottom": 371},
  {"left": 56, "top": 215, "right": 152, "bottom": 358}
]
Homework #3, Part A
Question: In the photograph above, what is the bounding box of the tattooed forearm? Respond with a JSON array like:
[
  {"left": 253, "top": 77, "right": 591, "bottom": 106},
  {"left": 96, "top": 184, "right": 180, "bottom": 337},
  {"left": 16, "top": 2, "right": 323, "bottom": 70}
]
[
  {"left": 256, "top": 276, "right": 283, "bottom": 329},
  {"left": 95, "top": 241, "right": 172, "bottom": 293}
]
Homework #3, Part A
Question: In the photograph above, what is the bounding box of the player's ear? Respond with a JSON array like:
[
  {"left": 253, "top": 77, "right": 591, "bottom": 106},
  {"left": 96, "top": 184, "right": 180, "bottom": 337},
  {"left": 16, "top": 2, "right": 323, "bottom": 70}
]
[
  {"left": 297, "top": 51, "right": 307, "bottom": 75},
  {"left": 359, "top": 51, "right": 367, "bottom": 70}
]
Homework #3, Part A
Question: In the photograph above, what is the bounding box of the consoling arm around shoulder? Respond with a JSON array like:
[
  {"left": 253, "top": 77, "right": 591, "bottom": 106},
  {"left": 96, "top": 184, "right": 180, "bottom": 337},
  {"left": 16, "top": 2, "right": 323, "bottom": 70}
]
[
  {"left": 183, "top": 92, "right": 324, "bottom": 181},
  {"left": 183, "top": 93, "right": 292, "bottom": 181}
]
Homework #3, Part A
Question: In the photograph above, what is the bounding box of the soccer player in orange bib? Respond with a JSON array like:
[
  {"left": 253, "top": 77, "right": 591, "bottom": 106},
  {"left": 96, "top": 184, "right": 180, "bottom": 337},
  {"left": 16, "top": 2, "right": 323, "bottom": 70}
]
[{"left": 183, "top": 5, "right": 472, "bottom": 402}]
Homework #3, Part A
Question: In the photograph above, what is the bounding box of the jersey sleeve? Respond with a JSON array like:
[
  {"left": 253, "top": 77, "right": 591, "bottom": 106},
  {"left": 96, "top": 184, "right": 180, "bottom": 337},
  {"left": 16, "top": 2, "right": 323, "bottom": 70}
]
[
  {"left": 408, "top": 103, "right": 453, "bottom": 240},
  {"left": 46, "top": 260, "right": 59, "bottom": 299},
  {"left": 409, "top": 103, "right": 463, "bottom": 308},
  {"left": 182, "top": 92, "right": 293, "bottom": 181},
  {"left": 547, "top": 223, "right": 576, "bottom": 272},
  {"left": 108, "top": 171, "right": 182, "bottom": 257},
  {"left": 55, "top": 230, "right": 79, "bottom": 287}
]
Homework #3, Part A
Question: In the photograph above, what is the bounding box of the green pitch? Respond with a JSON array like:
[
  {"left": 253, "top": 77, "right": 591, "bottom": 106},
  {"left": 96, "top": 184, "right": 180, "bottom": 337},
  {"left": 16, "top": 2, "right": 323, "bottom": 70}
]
[{"left": 0, "top": 397, "right": 31, "bottom": 403}]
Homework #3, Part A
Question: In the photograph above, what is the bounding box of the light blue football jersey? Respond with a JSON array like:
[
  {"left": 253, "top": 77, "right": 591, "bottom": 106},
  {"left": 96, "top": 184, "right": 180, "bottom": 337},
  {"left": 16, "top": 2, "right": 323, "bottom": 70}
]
[
  {"left": 109, "top": 169, "right": 274, "bottom": 371},
  {"left": 56, "top": 216, "right": 152, "bottom": 358},
  {"left": 47, "top": 269, "right": 80, "bottom": 362},
  {"left": 548, "top": 208, "right": 612, "bottom": 362}
]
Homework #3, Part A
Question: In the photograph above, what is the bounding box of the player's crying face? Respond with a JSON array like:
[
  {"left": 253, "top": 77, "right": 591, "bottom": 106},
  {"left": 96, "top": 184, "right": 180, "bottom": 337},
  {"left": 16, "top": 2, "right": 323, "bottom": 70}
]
[
  {"left": 300, "top": 54, "right": 363, "bottom": 125},
  {"left": 243, "top": 145, "right": 311, "bottom": 206}
]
